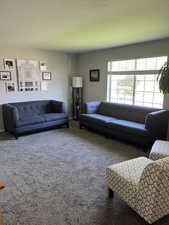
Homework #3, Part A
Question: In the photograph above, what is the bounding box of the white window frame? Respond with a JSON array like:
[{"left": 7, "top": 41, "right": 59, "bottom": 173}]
[{"left": 107, "top": 56, "right": 167, "bottom": 108}]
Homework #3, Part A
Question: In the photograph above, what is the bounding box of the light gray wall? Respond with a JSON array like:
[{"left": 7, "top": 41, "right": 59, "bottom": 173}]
[
  {"left": 0, "top": 46, "right": 76, "bottom": 131},
  {"left": 77, "top": 38, "right": 169, "bottom": 109}
]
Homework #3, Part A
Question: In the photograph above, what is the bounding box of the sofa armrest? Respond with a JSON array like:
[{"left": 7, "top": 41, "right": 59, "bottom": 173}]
[
  {"left": 2, "top": 104, "right": 19, "bottom": 131},
  {"left": 145, "top": 110, "right": 169, "bottom": 139},
  {"left": 51, "top": 100, "right": 66, "bottom": 113},
  {"left": 84, "top": 101, "right": 101, "bottom": 114}
]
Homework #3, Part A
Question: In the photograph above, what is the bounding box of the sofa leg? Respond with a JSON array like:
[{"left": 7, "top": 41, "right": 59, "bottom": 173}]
[
  {"left": 14, "top": 134, "right": 18, "bottom": 140},
  {"left": 108, "top": 188, "right": 114, "bottom": 198}
]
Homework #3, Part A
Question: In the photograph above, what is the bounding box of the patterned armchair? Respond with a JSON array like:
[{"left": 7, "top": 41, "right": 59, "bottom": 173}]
[{"left": 106, "top": 156, "right": 169, "bottom": 224}]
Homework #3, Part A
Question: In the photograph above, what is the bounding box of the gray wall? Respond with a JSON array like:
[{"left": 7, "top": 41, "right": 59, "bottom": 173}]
[
  {"left": 0, "top": 46, "right": 76, "bottom": 131},
  {"left": 77, "top": 38, "right": 169, "bottom": 109}
]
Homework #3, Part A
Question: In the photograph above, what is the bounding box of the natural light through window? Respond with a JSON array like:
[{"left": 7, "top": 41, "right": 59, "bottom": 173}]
[{"left": 107, "top": 56, "right": 167, "bottom": 108}]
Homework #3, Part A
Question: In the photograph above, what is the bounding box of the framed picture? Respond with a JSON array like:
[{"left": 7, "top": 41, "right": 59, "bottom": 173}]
[
  {"left": 89, "top": 69, "right": 100, "bottom": 82},
  {"left": 40, "top": 61, "right": 48, "bottom": 71},
  {"left": 5, "top": 82, "right": 16, "bottom": 92},
  {"left": 0, "top": 71, "right": 11, "bottom": 80},
  {"left": 42, "top": 72, "right": 51, "bottom": 80},
  {"left": 4, "top": 59, "right": 15, "bottom": 71}
]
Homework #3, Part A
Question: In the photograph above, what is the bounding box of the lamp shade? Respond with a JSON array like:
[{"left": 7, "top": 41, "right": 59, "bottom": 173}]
[{"left": 72, "top": 76, "right": 83, "bottom": 88}]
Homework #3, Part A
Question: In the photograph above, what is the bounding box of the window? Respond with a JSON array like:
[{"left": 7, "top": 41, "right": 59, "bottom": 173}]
[{"left": 107, "top": 56, "right": 167, "bottom": 108}]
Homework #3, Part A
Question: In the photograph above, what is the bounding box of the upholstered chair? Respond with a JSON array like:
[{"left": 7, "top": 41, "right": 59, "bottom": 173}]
[
  {"left": 149, "top": 140, "right": 169, "bottom": 160},
  {"left": 106, "top": 156, "right": 169, "bottom": 224}
]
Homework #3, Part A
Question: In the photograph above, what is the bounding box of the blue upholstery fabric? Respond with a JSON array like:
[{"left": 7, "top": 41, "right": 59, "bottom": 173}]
[
  {"left": 43, "top": 113, "right": 68, "bottom": 122},
  {"left": 145, "top": 110, "right": 169, "bottom": 139},
  {"left": 80, "top": 101, "right": 169, "bottom": 147},
  {"left": 10, "top": 100, "right": 52, "bottom": 119},
  {"left": 107, "top": 120, "right": 148, "bottom": 137},
  {"left": 85, "top": 101, "right": 101, "bottom": 114},
  {"left": 3, "top": 100, "right": 69, "bottom": 137},
  {"left": 97, "top": 102, "right": 157, "bottom": 123},
  {"left": 15, "top": 116, "right": 45, "bottom": 128},
  {"left": 51, "top": 101, "right": 66, "bottom": 113},
  {"left": 81, "top": 113, "right": 118, "bottom": 123}
]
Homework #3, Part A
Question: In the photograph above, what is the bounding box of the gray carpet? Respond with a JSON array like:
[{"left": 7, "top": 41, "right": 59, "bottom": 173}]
[{"left": 0, "top": 122, "right": 168, "bottom": 225}]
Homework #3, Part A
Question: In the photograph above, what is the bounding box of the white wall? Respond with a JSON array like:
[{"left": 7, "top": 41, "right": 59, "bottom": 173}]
[
  {"left": 77, "top": 38, "right": 169, "bottom": 109},
  {"left": 0, "top": 46, "right": 76, "bottom": 131}
]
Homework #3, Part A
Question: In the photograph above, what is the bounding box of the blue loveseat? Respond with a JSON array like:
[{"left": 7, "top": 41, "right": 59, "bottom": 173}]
[
  {"left": 79, "top": 101, "right": 169, "bottom": 147},
  {"left": 3, "top": 100, "right": 69, "bottom": 139}
]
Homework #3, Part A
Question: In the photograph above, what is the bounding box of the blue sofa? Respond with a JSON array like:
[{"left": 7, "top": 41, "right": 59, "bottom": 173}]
[
  {"left": 79, "top": 101, "right": 169, "bottom": 147},
  {"left": 3, "top": 100, "right": 69, "bottom": 139}
]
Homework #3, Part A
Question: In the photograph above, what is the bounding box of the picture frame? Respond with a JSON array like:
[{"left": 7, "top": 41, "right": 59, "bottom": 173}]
[
  {"left": 0, "top": 71, "right": 11, "bottom": 80},
  {"left": 89, "top": 69, "right": 100, "bottom": 82},
  {"left": 42, "top": 72, "right": 51, "bottom": 80},
  {"left": 3, "top": 58, "right": 15, "bottom": 71},
  {"left": 5, "top": 82, "right": 16, "bottom": 92},
  {"left": 40, "top": 61, "right": 48, "bottom": 71}
]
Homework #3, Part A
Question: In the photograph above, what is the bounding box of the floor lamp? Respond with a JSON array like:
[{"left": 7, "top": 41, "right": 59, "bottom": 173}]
[{"left": 72, "top": 77, "right": 83, "bottom": 120}]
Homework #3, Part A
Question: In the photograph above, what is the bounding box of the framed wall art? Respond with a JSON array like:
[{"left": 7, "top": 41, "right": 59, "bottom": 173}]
[
  {"left": 5, "top": 82, "right": 16, "bottom": 92},
  {"left": 4, "top": 59, "right": 15, "bottom": 71},
  {"left": 89, "top": 69, "right": 100, "bottom": 82},
  {"left": 17, "top": 59, "right": 41, "bottom": 92},
  {"left": 42, "top": 72, "right": 51, "bottom": 80},
  {"left": 40, "top": 61, "right": 48, "bottom": 71},
  {"left": 0, "top": 71, "right": 11, "bottom": 80}
]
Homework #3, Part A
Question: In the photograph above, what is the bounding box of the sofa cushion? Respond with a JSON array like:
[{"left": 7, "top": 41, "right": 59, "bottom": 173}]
[
  {"left": 11, "top": 100, "right": 52, "bottom": 119},
  {"left": 80, "top": 113, "right": 118, "bottom": 124},
  {"left": 97, "top": 102, "right": 157, "bottom": 123},
  {"left": 107, "top": 120, "right": 149, "bottom": 136},
  {"left": 15, "top": 116, "right": 45, "bottom": 128},
  {"left": 42, "top": 113, "right": 68, "bottom": 122}
]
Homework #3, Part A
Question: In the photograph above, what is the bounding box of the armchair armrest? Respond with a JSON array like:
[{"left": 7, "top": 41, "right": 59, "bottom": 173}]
[
  {"left": 2, "top": 104, "right": 19, "bottom": 131},
  {"left": 84, "top": 101, "right": 101, "bottom": 114},
  {"left": 137, "top": 157, "right": 169, "bottom": 224},
  {"left": 145, "top": 110, "right": 169, "bottom": 139},
  {"left": 51, "top": 100, "right": 66, "bottom": 113}
]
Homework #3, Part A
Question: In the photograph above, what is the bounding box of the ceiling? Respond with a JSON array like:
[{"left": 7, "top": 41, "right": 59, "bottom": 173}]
[{"left": 0, "top": 0, "right": 169, "bottom": 52}]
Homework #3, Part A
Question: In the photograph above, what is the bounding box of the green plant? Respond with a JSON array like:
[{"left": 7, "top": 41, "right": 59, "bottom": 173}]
[{"left": 157, "top": 60, "right": 169, "bottom": 94}]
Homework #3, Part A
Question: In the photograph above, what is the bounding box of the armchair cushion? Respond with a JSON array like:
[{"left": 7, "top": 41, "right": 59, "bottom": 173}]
[{"left": 149, "top": 140, "right": 169, "bottom": 160}]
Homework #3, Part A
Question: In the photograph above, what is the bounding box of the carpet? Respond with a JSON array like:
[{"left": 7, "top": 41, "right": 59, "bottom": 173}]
[{"left": 0, "top": 122, "right": 168, "bottom": 225}]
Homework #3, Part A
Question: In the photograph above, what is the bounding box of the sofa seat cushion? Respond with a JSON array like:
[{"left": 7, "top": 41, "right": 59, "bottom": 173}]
[
  {"left": 106, "top": 157, "right": 152, "bottom": 209},
  {"left": 80, "top": 113, "right": 118, "bottom": 124},
  {"left": 15, "top": 116, "right": 45, "bottom": 128},
  {"left": 42, "top": 113, "right": 68, "bottom": 122},
  {"left": 107, "top": 119, "right": 149, "bottom": 136}
]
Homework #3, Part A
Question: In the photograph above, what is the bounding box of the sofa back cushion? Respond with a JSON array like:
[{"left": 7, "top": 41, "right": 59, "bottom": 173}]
[
  {"left": 97, "top": 102, "right": 158, "bottom": 123},
  {"left": 11, "top": 100, "right": 52, "bottom": 119}
]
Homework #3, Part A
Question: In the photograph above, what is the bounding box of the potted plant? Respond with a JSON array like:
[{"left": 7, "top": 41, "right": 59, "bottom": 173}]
[{"left": 157, "top": 60, "right": 169, "bottom": 94}]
